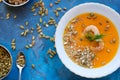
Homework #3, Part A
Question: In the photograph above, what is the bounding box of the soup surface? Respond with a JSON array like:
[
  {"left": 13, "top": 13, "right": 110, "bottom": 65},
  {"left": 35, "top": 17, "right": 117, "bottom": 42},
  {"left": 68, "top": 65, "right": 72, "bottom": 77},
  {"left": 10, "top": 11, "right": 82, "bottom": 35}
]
[{"left": 63, "top": 12, "right": 119, "bottom": 68}]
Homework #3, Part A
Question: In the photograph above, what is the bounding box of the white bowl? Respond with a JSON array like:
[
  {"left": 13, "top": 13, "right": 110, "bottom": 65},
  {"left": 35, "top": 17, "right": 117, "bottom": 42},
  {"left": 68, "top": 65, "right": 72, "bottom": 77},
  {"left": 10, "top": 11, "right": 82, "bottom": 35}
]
[
  {"left": 55, "top": 3, "right": 120, "bottom": 78},
  {"left": 2, "top": 0, "right": 29, "bottom": 7}
]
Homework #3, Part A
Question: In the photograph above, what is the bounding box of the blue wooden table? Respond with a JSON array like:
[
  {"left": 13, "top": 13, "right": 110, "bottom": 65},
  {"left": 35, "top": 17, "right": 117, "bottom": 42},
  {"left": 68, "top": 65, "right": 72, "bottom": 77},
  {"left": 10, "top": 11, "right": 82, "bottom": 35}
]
[{"left": 0, "top": 0, "right": 120, "bottom": 80}]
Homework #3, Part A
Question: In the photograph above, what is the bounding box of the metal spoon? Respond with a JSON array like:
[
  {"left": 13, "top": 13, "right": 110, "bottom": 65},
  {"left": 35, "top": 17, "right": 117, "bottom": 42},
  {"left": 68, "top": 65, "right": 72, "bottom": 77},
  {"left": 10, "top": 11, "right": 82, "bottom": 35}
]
[{"left": 16, "top": 52, "right": 26, "bottom": 80}]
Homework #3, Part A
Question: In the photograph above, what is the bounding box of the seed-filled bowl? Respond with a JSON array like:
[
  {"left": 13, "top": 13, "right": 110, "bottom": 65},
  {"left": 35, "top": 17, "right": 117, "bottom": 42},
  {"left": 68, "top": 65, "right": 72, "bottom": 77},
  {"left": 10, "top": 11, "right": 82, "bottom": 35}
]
[
  {"left": 2, "top": 0, "right": 29, "bottom": 7},
  {"left": 0, "top": 45, "right": 12, "bottom": 79},
  {"left": 55, "top": 3, "right": 120, "bottom": 78}
]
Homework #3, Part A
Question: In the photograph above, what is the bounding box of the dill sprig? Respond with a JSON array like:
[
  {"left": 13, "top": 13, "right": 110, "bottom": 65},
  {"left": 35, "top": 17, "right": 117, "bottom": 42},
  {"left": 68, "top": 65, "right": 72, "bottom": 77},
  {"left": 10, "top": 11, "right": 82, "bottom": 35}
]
[{"left": 85, "top": 32, "right": 105, "bottom": 41}]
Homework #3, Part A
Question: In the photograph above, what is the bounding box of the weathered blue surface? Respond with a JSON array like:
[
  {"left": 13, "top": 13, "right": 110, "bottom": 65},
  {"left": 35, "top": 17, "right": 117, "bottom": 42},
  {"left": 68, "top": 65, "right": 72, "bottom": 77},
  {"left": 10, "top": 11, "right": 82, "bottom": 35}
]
[{"left": 0, "top": 0, "right": 120, "bottom": 80}]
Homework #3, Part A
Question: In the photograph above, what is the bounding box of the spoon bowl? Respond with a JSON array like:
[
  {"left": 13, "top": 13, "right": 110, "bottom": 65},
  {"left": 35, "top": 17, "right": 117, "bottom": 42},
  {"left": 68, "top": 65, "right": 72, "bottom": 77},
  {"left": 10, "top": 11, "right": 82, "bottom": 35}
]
[{"left": 16, "top": 52, "right": 26, "bottom": 80}]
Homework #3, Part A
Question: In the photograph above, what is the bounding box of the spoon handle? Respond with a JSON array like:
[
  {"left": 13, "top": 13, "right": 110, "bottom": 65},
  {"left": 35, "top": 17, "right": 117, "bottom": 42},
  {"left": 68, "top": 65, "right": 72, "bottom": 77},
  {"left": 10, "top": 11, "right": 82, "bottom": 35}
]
[{"left": 19, "top": 68, "right": 22, "bottom": 80}]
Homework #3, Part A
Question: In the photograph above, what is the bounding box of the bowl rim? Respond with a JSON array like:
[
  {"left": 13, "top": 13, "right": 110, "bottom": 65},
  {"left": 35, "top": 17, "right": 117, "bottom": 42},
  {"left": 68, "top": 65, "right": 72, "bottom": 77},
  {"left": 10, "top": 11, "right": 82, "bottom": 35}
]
[
  {"left": 0, "top": 44, "right": 13, "bottom": 79},
  {"left": 55, "top": 2, "right": 120, "bottom": 78},
  {"left": 2, "top": 0, "right": 29, "bottom": 7}
]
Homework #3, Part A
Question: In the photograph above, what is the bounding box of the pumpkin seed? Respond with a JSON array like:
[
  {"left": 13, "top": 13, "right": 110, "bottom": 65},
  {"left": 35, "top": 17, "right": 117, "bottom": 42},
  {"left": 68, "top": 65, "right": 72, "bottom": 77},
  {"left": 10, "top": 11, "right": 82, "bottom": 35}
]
[
  {"left": 87, "top": 16, "right": 91, "bottom": 19},
  {"left": 50, "top": 37, "right": 55, "bottom": 42},
  {"left": 31, "top": 64, "right": 35, "bottom": 69},
  {"left": 43, "top": 21, "right": 46, "bottom": 26},
  {"left": 54, "top": 1, "right": 59, "bottom": 4},
  {"left": 32, "top": 41, "right": 35, "bottom": 46},
  {"left": 20, "top": 25, "right": 24, "bottom": 30},
  {"left": 56, "top": 7, "right": 62, "bottom": 11},
  {"left": 50, "top": 3, "right": 53, "bottom": 7},
  {"left": 12, "top": 39, "right": 15, "bottom": 43},
  {"left": 50, "top": 17, "right": 54, "bottom": 20},
  {"left": 55, "top": 12, "right": 59, "bottom": 17},
  {"left": 39, "top": 18, "right": 42, "bottom": 23},
  {"left": 53, "top": 10, "right": 57, "bottom": 13},
  {"left": 6, "top": 13, "right": 10, "bottom": 19},
  {"left": 32, "top": 36, "right": 35, "bottom": 40},
  {"left": 45, "top": 8, "right": 48, "bottom": 16},
  {"left": 11, "top": 39, "right": 16, "bottom": 50},
  {"left": 21, "top": 32, "right": 24, "bottom": 36},
  {"left": 14, "top": 15, "right": 17, "bottom": 19},
  {"left": 25, "top": 45, "right": 29, "bottom": 49},
  {"left": 93, "top": 16, "right": 97, "bottom": 19},
  {"left": 25, "top": 21, "right": 29, "bottom": 26},
  {"left": 54, "top": 24, "right": 58, "bottom": 27},
  {"left": 49, "top": 55, "right": 53, "bottom": 58},
  {"left": 89, "top": 12, "right": 94, "bottom": 17},
  {"left": 63, "top": 7, "right": 67, "bottom": 11},
  {"left": 29, "top": 44, "right": 33, "bottom": 48}
]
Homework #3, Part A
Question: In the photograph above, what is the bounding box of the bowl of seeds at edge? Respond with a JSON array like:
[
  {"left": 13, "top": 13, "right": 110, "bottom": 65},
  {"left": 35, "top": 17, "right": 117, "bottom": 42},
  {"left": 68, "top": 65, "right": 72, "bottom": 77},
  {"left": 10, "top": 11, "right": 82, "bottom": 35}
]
[
  {"left": 2, "top": 0, "right": 29, "bottom": 7},
  {"left": 0, "top": 45, "right": 12, "bottom": 80}
]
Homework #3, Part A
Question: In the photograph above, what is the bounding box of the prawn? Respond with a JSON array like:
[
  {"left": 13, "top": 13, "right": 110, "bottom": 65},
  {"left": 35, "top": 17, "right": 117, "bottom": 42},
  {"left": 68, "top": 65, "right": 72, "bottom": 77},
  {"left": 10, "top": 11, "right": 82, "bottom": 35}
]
[
  {"left": 83, "top": 25, "right": 100, "bottom": 35},
  {"left": 83, "top": 25, "right": 104, "bottom": 51}
]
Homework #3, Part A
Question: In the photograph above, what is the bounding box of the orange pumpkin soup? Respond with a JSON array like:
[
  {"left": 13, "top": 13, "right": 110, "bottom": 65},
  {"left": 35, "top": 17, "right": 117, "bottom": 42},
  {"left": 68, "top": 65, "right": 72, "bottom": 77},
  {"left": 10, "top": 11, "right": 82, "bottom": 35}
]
[{"left": 63, "top": 12, "right": 119, "bottom": 68}]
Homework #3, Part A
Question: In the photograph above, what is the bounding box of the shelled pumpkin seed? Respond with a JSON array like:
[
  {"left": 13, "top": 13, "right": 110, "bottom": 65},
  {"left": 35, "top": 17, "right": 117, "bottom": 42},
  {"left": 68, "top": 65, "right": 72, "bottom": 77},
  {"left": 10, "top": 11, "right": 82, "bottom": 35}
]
[
  {"left": 45, "top": 8, "right": 48, "bottom": 16},
  {"left": 48, "top": 18, "right": 56, "bottom": 25},
  {"left": 31, "top": 64, "right": 35, "bottom": 69},
  {"left": 54, "top": 0, "right": 61, "bottom": 4},
  {"left": 87, "top": 12, "right": 97, "bottom": 19},
  {"left": 54, "top": 23, "right": 58, "bottom": 27},
  {"left": 50, "top": 37, "right": 55, "bottom": 42},
  {"left": 47, "top": 48, "right": 56, "bottom": 58},
  {"left": 11, "top": 39, "right": 16, "bottom": 50},
  {"left": 6, "top": 13, "right": 10, "bottom": 19},
  {"left": 63, "top": 7, "right": 67, "bottom": 11},
  {"left": 30, "top": 27, "right": 34, "bottom": 33},
  {"left": 25, "top": 45, "right": 29, "bottom": 49},
  {"left": 39, "top": 18, "right": 42, "bottom": 23},
  {"left": 56, "top": 7, "right": 62, "bottom": 11},
  {"left": 25, "top": 36, "right": 35, "bottom": 49},
  {"left": 21, "top": 29, "right": 29, "bottom": 36},
  {"left": 50, "top": 3, "right": 53, "bottom": 7},
  {"left": 20, "top": 25, "right": 24, "bottom": 30},
  {"left": 43, "top": 21, "right": 48, "bottom": 27},
  {"left": 14, "top": 15, "right": 17, "bottom": 19},
  {"left": 36, "top": 23, "right": 42, "bottom": 33},
  {"left": 25, "top": 21, "right": 29, "bottom": 26},
  {"left": 31, "top": 6, "right": 36, "bottom": 12},
  {"left": 31, "top": 36, "right": 35, "bottom": 46},
  {"left": 55, "top": 11, "right": 59, "bottom": 17}
]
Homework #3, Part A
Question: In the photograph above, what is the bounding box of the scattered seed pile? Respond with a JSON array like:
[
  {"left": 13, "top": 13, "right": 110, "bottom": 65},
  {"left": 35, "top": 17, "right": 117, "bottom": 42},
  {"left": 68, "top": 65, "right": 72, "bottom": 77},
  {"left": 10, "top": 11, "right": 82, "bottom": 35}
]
[
  {"left": 0, "top": 0, "right": 67, "bottom": 58},
  {"left": 0, "top": 46, "right": 12, "bottom": 78},
  {"left": 0, "top": 0, "right": 68, "bottom": 72}
]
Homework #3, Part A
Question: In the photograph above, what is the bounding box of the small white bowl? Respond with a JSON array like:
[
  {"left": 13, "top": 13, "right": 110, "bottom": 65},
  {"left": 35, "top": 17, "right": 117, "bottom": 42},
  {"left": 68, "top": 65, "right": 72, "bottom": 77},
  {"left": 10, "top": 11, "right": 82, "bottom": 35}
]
[
  {"left": 55, "top": 3, "right": 120, "bottom": 78},
  {"left": 0, "top": 45, "right": 12, "bottom": 80},
  {"left": 2, "top": 0, "right": 29, "bottom": 7}
]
